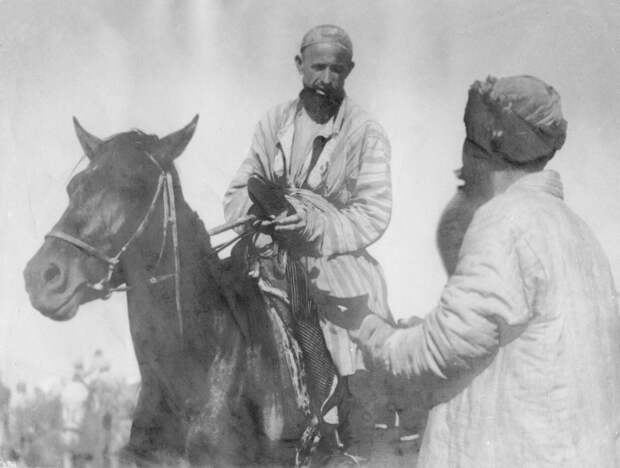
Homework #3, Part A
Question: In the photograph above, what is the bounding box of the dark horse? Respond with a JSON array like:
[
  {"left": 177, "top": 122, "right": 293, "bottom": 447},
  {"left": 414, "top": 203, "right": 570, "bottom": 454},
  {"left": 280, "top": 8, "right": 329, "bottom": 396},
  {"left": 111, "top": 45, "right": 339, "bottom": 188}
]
[{"left": 23, "top": 117, "right": 314, "bottom": 467}]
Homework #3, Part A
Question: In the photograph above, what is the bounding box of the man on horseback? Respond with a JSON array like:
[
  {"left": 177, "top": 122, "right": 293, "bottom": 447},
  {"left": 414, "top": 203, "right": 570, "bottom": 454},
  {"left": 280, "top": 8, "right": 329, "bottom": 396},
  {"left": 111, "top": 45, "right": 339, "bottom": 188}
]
[{"left": 224, "top": 24, "right": 393, "bottom": 462}]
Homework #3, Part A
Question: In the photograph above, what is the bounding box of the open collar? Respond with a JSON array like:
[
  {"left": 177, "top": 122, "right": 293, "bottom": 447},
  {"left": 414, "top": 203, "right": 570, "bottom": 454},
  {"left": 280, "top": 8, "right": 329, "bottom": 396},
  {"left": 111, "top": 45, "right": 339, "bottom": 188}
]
[{"left": 275, "top": 96, "right": 348, "bottom": 166}]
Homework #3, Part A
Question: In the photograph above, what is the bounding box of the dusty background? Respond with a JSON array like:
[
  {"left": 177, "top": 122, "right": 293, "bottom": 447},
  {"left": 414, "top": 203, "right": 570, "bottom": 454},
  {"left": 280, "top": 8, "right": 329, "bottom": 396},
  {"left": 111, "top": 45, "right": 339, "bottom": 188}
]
[{"left": 1, "top": 0, "right": 619, "bottom": 395}]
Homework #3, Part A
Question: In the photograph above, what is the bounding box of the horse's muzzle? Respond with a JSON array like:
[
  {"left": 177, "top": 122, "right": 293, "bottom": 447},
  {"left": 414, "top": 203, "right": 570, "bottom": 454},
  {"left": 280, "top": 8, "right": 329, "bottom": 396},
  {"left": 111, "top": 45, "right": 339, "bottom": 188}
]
[{"left": 23, "top": 239, "right": 94, "bottom": 320}]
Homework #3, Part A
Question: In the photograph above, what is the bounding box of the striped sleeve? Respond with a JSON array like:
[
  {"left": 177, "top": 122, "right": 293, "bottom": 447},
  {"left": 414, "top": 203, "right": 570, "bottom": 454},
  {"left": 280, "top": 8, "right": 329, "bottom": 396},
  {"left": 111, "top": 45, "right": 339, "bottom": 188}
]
[
  {"left": 223, "top": 116, "right": 272, "bottom": 225},
  {"left": 305, "top": 123, "right": 392, "bottom": 255}
]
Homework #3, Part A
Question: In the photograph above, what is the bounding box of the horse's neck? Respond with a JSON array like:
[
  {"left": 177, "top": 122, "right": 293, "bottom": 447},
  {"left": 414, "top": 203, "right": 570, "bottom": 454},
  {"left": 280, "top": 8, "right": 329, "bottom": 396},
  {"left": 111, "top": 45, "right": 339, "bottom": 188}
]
[
  {"left": 123, "top": 194, "right": 246, "bottom": 409},
  {"left": 177, "top": 201, "right": 235, "bottom": 345},
  {"left": 124, "top": 193, "right": 239, "bottom": 357}
]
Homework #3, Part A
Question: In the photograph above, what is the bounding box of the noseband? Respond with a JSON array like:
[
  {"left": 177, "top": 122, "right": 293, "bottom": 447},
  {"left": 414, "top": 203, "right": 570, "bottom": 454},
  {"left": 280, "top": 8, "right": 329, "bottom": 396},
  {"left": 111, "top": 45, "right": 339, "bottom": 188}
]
[{"left": 45, "top": 152, "right": 184, "bottom": 337}]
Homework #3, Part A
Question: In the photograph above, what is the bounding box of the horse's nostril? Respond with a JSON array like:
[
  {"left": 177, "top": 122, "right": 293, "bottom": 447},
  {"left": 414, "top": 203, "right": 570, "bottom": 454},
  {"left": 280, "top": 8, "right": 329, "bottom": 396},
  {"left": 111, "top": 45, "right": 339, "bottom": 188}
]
[{"left": 43, "top": 264, "right": 62, "bottom": 284}]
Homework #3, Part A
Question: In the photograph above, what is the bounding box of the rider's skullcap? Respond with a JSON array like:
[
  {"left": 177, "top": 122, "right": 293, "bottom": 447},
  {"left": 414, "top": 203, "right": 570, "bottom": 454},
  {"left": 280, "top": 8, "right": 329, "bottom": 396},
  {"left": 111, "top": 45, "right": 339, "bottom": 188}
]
[{"left": 300, "top": 24, "right": 353, "bottom": 58}]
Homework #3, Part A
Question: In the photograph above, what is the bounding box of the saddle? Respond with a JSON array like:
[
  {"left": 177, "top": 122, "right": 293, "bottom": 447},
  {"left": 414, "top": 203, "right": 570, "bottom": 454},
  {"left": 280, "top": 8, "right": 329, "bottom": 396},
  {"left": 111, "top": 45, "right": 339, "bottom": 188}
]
[
  {"left": 247, "top": 174, "right": 295, "bottom": 220},
  {"left": 245, "top": 175, "right": 345, "bottom": 463}
]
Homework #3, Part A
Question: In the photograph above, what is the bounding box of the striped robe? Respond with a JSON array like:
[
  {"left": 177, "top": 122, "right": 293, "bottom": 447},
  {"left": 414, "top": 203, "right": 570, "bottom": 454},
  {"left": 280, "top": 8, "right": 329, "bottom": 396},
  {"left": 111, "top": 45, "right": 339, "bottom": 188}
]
[{"left": 224, "top": 97, "right": 393, "bottom": 375}]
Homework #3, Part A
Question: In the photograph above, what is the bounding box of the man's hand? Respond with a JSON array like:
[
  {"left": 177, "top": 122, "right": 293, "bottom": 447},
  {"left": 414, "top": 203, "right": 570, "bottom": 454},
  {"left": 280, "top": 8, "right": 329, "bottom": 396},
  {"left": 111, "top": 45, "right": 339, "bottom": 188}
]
[
  {"left": 250, "top": 217, "right": 276, "bottom": 234},
  {"left": 349, "top": 314, "right": 396, "bottom": 369},
  {"left": 274, "top": 209, "right": 307, "bottom": 233},
  {"left": 396, "top": 315, "right": 424, "bottom": 328}
]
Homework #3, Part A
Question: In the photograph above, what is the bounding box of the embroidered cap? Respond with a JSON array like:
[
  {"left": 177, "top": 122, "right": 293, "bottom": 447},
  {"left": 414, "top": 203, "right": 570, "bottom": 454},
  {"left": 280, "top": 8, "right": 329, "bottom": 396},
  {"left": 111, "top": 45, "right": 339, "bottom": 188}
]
[{"left": 464, "top": 75, "right": 567, "bottom": 164}]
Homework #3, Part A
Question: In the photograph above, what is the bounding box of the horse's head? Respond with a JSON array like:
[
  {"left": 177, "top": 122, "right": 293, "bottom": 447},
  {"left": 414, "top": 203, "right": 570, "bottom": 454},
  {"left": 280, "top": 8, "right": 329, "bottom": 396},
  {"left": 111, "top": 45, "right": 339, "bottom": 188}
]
[{"left": 24, "top": 116, "right": 198, "bottom": 321}]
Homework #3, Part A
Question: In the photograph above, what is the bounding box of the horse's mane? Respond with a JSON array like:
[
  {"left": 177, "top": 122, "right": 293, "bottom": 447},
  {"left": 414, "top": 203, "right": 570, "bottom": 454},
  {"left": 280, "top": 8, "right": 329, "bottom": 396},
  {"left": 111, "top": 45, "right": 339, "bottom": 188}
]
[
  {"left": 182, "top": 208, "right": 261, "bottom": 346},
  {"left": 104, "top": 129, "right": 160, "bottom": 153}
]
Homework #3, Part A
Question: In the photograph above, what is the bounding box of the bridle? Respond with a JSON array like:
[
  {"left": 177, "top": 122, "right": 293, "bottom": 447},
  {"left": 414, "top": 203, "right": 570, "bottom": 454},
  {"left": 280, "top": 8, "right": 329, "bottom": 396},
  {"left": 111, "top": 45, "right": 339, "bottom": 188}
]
[{"left": 45, "top": 152, "right": 184, "bottom": 338}]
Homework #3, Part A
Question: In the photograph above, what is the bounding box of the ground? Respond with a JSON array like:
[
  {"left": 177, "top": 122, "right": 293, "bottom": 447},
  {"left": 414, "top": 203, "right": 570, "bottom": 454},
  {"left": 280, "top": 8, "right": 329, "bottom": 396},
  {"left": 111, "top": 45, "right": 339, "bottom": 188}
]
[
  {"left": 360, "top": 428, "right": 420, "bottom": 467},
  {"left": 332, "top": 370, "right": 429, "bottom": 468}
]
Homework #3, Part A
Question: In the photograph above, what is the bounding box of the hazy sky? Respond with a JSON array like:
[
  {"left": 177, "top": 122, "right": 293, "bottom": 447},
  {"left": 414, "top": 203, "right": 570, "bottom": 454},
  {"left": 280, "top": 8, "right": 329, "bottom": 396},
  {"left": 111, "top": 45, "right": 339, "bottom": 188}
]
[{"left": 1, "top": 0, "right": 619, "bottom": 388}]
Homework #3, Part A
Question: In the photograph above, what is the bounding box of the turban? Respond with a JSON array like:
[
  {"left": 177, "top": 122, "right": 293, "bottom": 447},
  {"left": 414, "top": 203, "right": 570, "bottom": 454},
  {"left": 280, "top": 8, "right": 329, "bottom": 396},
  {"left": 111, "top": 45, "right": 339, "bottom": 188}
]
[
  {"left": 464, "top": 75, "right": 567, "bottom": 164},
  {"left": 300, "top": 24, "right": 353, "bottom": 58}
]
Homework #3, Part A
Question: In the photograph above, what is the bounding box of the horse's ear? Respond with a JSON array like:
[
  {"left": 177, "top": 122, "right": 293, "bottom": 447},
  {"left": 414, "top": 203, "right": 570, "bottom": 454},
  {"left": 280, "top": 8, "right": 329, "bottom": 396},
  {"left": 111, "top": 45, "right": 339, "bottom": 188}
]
[
  {"left": 73, "top": 117, "right": 102, "bottom": 160},
  {"left": 154, "top": 114, "right": 199, "bottom": 164}
]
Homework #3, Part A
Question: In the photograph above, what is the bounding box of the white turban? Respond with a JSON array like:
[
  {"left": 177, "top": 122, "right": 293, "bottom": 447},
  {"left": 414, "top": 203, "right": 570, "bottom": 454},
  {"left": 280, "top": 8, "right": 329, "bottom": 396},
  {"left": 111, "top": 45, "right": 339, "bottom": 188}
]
[{"left": 464, "top": 75, "right": 567, "bottom": 164}]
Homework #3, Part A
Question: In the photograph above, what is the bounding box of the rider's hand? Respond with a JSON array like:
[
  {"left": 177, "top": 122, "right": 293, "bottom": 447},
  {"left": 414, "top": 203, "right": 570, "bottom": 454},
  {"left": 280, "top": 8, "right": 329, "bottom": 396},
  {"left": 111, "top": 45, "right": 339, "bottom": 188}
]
[
  {"left": 396, "top": 315, "right": 424, "bottom": 328},
  {"left": 273, "top": 208, "right": 307, "bottom": 233},
  {"left": 250, "top": 217, "right": 276, "bottom": 234}
]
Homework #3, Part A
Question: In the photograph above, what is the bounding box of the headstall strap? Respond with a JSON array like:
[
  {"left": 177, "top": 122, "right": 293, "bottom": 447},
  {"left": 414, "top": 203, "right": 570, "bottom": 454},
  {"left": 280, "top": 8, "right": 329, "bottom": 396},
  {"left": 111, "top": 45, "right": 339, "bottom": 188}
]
[
  {"left": 164, "top": 171, "right": 183, "bottom": 338},
  {"left": 45, "top": 151, "right": 185, "bottom": 339}
]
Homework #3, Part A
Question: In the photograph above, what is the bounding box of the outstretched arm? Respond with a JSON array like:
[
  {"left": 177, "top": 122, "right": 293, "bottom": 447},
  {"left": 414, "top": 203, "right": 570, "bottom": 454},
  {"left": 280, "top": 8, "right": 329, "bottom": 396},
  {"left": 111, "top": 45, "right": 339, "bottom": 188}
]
[{"left": 351, "top": 208, "right": 544, "bottom": 379}]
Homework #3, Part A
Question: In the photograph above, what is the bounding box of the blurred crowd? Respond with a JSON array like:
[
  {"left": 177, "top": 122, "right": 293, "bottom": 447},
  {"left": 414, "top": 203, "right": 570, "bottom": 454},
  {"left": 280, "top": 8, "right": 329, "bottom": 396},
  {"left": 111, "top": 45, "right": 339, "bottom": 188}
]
[{"left": 0, "top": 351, "right": 138, "bottom": 468}]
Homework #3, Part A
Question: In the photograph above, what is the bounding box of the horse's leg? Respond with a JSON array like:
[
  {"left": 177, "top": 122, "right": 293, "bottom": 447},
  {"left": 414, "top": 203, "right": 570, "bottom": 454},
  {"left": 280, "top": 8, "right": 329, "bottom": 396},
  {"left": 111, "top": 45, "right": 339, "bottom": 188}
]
[
  {"left": 122, "top": 376, "right": 185, "bottom": 467},
  {"left": 246, "top": 294, "right": 318, "bottom": 466},
  {"left": 186, "top": 336, "right": 257, "bottom": 467},
  {"left": 338, "top": 368, "right": 398, "bottom": 463},
  {"left": 250, "top": 358, "right": 307, "bottom": 467}
]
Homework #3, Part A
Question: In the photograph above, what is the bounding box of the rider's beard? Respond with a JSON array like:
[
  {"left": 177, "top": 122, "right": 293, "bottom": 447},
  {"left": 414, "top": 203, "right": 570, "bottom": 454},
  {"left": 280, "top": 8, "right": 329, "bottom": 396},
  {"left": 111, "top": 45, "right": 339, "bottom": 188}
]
[{"left": 299, "top": 86, "right": 344, "bottom": 123}]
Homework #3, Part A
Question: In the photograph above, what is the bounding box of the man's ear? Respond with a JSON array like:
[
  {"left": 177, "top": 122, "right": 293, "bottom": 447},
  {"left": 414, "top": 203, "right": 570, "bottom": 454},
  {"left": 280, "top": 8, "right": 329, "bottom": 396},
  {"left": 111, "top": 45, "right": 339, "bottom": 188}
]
[{"left": 294, "top": 55, "right": 303, "bottom": 75}]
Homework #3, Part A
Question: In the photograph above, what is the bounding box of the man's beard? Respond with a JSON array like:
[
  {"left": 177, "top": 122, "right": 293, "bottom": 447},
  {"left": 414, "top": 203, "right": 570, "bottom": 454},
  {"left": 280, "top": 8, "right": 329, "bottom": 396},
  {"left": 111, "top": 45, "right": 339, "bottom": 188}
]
[
  {"left": 299, "top": 87, "right": 344, "bottom": 122},
  {"left": 436, "top": 188, "right": 487, "bottom": 276}
]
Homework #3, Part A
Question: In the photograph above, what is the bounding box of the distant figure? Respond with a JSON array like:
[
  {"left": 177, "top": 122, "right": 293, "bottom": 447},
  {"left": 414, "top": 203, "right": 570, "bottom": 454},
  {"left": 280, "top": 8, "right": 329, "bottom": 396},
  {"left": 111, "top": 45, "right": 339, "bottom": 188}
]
[
  {"left": 60, "top": 362, "right": 91, "bottom": 468},
  {"left": 9, "top": 381, "right": 30, "bottom": 462},
  {"left": 0, "top": 374, "right": 10, "bottom": 460},
  {"left": 83, "top": 350, "right": 113, "bottom": 468},
  {"left": 101, "top": 411, "right": 112, "bottom": 468},
  {"left": 11, "top": 382, "right": 28, "bottom": 411},
  {"left": 84, "top": 350, "right": 110, "bottom": 383},
  {"left": 83, "top": 350, "right": 111, "bottom": 419}
]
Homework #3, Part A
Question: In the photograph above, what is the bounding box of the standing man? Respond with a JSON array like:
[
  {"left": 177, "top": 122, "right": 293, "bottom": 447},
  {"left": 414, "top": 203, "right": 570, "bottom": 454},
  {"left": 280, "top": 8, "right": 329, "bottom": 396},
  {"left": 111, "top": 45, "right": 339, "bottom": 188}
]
[
  {"left": 224, "top": 24, "right": 393, "bottom": 459},
  {"left": 60, "top": 362, "right": 91, "bottom": 468},
  {"left": 0, "top": 374, "right": 10, "bottom": 461},
  {"left": 354, "top": 75, "right": 620, "bottom": 467}
]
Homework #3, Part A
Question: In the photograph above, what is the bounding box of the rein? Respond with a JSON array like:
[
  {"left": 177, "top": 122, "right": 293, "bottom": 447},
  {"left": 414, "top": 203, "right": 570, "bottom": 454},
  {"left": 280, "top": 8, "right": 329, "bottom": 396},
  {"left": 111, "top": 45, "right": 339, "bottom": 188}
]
[{"left": 45, "top": 152, "right": 184, "bottom": 338}]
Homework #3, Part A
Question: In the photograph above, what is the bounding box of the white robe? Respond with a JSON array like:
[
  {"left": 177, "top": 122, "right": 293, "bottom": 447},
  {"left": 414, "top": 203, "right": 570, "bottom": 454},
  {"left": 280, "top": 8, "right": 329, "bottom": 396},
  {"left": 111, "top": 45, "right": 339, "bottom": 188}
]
[{"left": 358, "top": 170, "right": 620, "bottom": 467}]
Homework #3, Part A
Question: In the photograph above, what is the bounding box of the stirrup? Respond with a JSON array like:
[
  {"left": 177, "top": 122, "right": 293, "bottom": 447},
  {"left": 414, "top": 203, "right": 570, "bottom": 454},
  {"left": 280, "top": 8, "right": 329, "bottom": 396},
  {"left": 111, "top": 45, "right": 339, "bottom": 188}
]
[
  {"left": 320, "top": 375, "right": 345, "bottom": 424},
  {"left": 296, "top": 420, "right": 349, "bottom": 468},
  {"left": 295, "top": 417, "right": 321, "bottom": 468}
]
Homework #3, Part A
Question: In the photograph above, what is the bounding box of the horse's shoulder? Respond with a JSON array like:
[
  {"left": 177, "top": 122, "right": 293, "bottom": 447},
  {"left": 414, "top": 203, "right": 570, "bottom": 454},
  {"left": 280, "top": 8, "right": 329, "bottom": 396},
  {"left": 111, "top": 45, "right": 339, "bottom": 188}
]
[{"left": 216, "top": 241, "right": 267, "bottom": 342}]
